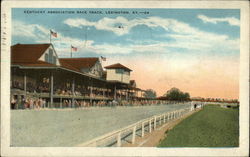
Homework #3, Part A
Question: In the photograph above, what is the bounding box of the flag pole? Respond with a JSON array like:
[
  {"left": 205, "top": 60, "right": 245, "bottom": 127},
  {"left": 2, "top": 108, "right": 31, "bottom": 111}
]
[
  {"left": 71, "top": 45, "right": 72, "bottom": 58},
  {"left": 50, "top": 30, "right": 51, "bottom": 44}
]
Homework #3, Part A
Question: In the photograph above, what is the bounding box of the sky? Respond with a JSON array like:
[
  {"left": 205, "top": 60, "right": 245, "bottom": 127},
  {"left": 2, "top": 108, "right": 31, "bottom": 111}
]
[{"left": 12, "top": 8, "right": 240, "bottom": 99}]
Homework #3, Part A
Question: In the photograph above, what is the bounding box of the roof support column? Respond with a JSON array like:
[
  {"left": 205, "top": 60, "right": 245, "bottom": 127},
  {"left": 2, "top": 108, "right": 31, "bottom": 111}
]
[
  {"left": 24, "top": 72, "right": 27, "bottom": 98},
  {"left": 90, "top": 86, "right": 93, "bottom": 105},
  {"left": 126, "top": 89, "right": 128, "bottom": 101},
  {"left": 114, "top": 85, "right": 117, "bottom": 100},
  {"left": 89, "top": 78, "right": 93, "bottom": 106},
  {"left": 136, "top": 90, "right": 138, "bottom": 100},
  {"left": 72, "top": 78, "right": 75, "bottom": 108},
  {"left": 16, "top": 95, "right": 21, "bottom": 110},
  {"left": 50, "top": 71, "right": 54, "bottom": 108},
  {"left": 60, "top": 97, "right": 62, "bottom": 108}
]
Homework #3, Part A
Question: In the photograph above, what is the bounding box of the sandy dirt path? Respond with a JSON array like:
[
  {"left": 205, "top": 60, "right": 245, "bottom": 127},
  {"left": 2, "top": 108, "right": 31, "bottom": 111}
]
[{"left": 11, "top": 104, "right": 191, "bottom": 147}]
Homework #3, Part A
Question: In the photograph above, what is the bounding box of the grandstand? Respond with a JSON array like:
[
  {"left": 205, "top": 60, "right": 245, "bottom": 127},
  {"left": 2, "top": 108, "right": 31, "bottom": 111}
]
[{"left": 10, "top": 43, "right": 149, "bottom": 109}]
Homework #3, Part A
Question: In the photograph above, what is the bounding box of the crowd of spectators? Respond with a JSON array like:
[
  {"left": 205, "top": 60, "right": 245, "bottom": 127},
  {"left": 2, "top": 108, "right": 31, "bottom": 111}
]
[
  {"left": 11, "top": 79, "right": 173, "bottom": 110},
  {"left": 11, "top": 80, "right": 24, "bottom": 90},
  {"left": 11, "top": 97, "right": 47, "bottom": 109},
  {"left": 12, "top": 80, "right": 113, "bottom": 98},
  {"left": 61, "top": 99, "right": 169, "bottom": 108},
  {"left": 23, "top": 98, "right": 47, "bottom": 109},
  {"left": 11, "top": 96, "right": 183, "bottom": 110},
  {"left": 36, "top": 82, "right": 50, "bottom": 93},
  {"left": 53, "top": 84, "right": 114, "bottom": 99},
  {"left": 26, "top": 82, "right": 36, "bottom": 92},
  {"left": 12, "top": 79, "right": 129, "bottom": 100}
]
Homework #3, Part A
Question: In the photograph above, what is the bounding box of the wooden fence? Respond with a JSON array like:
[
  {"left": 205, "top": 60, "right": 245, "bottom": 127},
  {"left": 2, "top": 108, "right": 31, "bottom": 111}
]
[{"left": 79, "top": 107, "right": 191, "bottom": 147}]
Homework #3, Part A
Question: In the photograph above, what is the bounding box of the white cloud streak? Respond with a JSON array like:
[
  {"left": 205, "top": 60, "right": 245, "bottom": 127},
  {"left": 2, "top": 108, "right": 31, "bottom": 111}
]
[
  {"left": 63, "top": 16, "right": 239, "bottom": 55},
  {"left": 64, "top": 16, "right": 183, "bottom": 36},
  {"left": 197, "top": 14, "right": 240, "bottom": 26},
  {"left": 13, "top": 16, "right": 239, "bottom": 58}
]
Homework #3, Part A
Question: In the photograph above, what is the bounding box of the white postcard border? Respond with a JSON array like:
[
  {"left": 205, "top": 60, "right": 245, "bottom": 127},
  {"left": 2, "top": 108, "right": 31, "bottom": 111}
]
[{"left": 1, "top": 1, "right": 249, "bottom": 156}]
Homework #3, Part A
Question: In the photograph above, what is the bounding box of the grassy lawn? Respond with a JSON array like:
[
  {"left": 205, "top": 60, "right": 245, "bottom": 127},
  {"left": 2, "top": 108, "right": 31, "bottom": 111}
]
[{"left": 158, "top": 105, "right": 239, "bottom": 147}]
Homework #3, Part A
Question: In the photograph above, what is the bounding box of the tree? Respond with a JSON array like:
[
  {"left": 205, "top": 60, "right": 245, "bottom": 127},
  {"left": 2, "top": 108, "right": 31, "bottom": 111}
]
[
  {"left": 164, "top": 87, "right": 190, "bottom": 101},
  {"left": 143, "top": 89, "right": 157, "bottom": 98}
]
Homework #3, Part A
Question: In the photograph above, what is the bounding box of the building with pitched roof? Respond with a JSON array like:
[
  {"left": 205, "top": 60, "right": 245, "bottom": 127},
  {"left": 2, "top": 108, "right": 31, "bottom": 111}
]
[
  {"left": 105, "top": 63, "right": 132, "bottom": 84},
  {"left": 11, "top": 43, "right": 60, "bottom": 67},
  {"left": 10, "top": 43, "right": 147, "bottom": 109}
]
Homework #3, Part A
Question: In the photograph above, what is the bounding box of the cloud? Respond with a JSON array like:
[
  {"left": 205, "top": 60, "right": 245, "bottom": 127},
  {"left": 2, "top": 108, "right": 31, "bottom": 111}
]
[
  {"left": 12, "top": 20, "right": 48, "bottom": 39},
  {"left": 13, "top": 16, "right": 240, "bottom": 59},
  {"left": 12, "top": 20, "right": 151, "bottom": 56},
  {"left": 64, "top": 16, "right": 176, "bottom": 36},
  {"left": 12, "top": 20, "right": 95, "bottom": 57},
  {"left": 63, "top": 16, "right": 239, "bottom": 56},
  {"left": 197, "top": 14, "right": 240, "bottom": 26}
]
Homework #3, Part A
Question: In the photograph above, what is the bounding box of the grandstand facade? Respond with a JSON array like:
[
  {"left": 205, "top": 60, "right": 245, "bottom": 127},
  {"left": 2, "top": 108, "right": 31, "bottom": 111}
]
[{"left": 10, "top": 43, "right": 147, "bottom": 109}]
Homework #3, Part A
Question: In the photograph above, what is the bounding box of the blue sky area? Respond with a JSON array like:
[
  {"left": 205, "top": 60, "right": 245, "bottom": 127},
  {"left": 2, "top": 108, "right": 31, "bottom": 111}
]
[{"left": 12, "top": 8, "right": 240, "bottom": 58}]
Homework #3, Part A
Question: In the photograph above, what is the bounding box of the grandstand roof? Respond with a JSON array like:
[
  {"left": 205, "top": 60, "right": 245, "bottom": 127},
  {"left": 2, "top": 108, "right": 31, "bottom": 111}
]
[
  {"left": 15, "top": 60, "right": 57, "bottom": 67},
  {"left": 104, "top": 63, "right": 132, "bottom": 71},
  {"left": 11, "top": 43, "right": 51, "bottom": 64},
  {"left": 59, "top": 58, "right": 99, "bottom": 72}
]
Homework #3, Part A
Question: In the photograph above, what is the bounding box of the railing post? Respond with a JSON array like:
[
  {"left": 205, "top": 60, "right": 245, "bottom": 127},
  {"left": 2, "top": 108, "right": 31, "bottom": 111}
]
[
  {"left": 149, "top": 119, "right": 152, "bottom": 133},
  {"left": 142, "top": 122, "right": 145, "bottom": 137},
  {"left": 132, "top": 125, "right": 136, "bottom": 144},
  {"left": 117, "top": 132, "right": 121, "bottom": 147},
  {"left": 154, "top": 116, "right": 157, "bottom": 129}
]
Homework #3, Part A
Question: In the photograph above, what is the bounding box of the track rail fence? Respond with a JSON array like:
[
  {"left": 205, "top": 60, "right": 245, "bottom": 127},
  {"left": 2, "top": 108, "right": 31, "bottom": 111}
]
[{"left": 78, "top": 107, "right": 191, "bottom": 147}]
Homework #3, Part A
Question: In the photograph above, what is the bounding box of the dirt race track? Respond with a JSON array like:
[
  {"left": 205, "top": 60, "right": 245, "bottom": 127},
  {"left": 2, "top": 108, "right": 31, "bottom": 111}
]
[{"left": 11, "top": 104, "right": 191, "bottom": 147}]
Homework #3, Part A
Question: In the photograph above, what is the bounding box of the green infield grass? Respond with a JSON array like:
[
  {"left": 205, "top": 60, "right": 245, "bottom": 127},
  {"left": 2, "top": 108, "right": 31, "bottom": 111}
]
[{"left": 158, "top": 105, "right": 239, "bottom": 147}]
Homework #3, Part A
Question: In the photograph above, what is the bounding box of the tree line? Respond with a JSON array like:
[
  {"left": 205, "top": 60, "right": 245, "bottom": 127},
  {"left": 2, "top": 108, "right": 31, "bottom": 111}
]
[{"left": 143, "top": 87, "right": 191, "bottom": 101}]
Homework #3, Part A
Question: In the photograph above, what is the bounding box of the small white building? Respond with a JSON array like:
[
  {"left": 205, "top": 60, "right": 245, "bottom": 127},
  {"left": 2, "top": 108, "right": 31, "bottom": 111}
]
[{"left": 105, "top": 63, "right": 132, "bottom": 84}]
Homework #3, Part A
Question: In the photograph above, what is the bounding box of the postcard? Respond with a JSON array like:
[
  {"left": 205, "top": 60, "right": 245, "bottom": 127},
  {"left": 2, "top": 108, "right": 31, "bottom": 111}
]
[{"left": 1, "top": 0, "right": 249, "bottom": 156}]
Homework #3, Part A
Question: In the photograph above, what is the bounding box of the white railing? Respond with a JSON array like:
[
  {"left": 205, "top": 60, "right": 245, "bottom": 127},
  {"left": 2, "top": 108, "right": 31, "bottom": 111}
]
[{"left": 78, "top": 107, "right": 191, "bottom": 147}]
